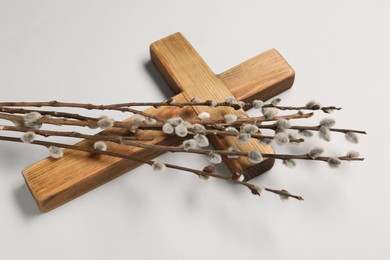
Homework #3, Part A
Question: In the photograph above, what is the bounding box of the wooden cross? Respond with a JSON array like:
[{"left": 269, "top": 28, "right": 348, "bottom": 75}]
[{"left": 23, "top": 32, "right": 295, "bottom": 212}]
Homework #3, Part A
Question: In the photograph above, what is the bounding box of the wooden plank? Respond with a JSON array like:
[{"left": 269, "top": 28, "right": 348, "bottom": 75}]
[
  {"left": 23, "top": 33, "right": 295, "bottom": 212},
  {"left": 150, "top": 32, "right": 276, "bottom": 179},
  {"left": 23, "top": 94, "right": 196, "bottom": 211},
  {"left": 219, "top": 48, "right": 295, "bottom": 103}
]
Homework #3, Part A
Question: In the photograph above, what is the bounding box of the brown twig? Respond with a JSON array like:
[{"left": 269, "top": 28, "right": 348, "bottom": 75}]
[
  {"left": 0, "top": 112, "right": 131, "bottom": 129},
  {"left": 0, "top": 125, "right": 152, "bottom": 142},
  {"left": 0, "top": 101, "right": 164, "bottom": 122},
  {"left": 261, "top": 104, "right": 341, "bottom": 113},
  {"left": 0, "top": 107, "right": 97, "bottom": 121},
  {"left": 73, "top": 100, "right": 341, "bottom": 114},
  {"left": 0, "top": 135, "right": 303, "bottom": 201},
  {"left": 134, "top": 112, "right": 314, "bottom": 131},
  {"left": 0, "top": 125, "right": 363, "bottom": 163},
  {"left": 257, "top": 123, "right": 367, "bottom": 135}
]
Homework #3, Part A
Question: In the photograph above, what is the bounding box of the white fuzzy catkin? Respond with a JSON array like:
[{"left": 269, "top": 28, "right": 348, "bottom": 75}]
[
  {"left": 262, "top": 108, "right": 278, "bottom": 119},
  {"left": 132, "top": 115, "right": 145, "bottom": 123},
  {"left": 248, "top": 150, "right": 263, "bottom": 163},
  {"left": 227, "top": 147, "right": 241, "bottom": 159},
  {"left": 28, "top": 122, "right": 43, "bottom": 129},
  {"left": 347, "top": 151, "right": 360, "bottom": 158},
  {"left": 328, "top": 157, "right": 341, "bottom": 168},
  {"left": 309, "top": 147, "right": 324, "bottom": 159},
  {"left": 167, "top": 98, "right": 176, "bottom": 104},
  {"left": 319, "top": 126, "right": 331, "bottom": 141},
  {"left": 305, "top": 101, "right": 321, "bottom": 109},
  {"left": 194, "top": 134, "right": 209, "bottom": 147},
  {"left": 208, "top": 152, "right": 222, "bottom": 164},
  {"left": 237, "top": 101, "right": 246, "bottom": 108},
  {"left": 224, "top": 114, "right": 237, "bottom": 123},
  {"left": 182, "top": 139, "right": 197, "bottom": 150},
  {"left": 49, "top": 146, "right": 64, "bottom": 159},
  {"left": 260, "top": 138, "right": 273, "bottom": 145},
  {"left": 193, "top": 124, "right": 206, "bottom": 133},
  {"left": 252, "top": 185, "right": 265, "bottom": 196},
  {"left": 225, "top": 96, "right": 236, "bottom": 105},
  {"left": 242, "top": 124, "right": 258, "bottom": 134},
  {"left": 288, "top": 133, "right": 299, "bottom": 142},
  {"left": 192, "top": 97, "right": 202, "bottom": 103},
  {"left": 21, "top": 131, "right": 36, "bottom": 143},
  {"left": 271, "top": 98, "right": 281, "bottom": 106},
  {"left": 298, "top": 129, "right": 314, "bottom": 137},
  {"left": 183, "top": 121, "right": 193, "bottom": 129},
  {"left": 238, "top": 133, "right": 251, "bottom": 144},
  {"left": 280, "top": 193, "right": 290, "bottom": 201},
  {"left": 252, "top": 100, "right": 264, "bottom": 109},
  {"left": 209, "top": 101, "right": 218, "bottom": 107},
  {"left": 94, "top": 141, "right": 107, "bottom": 151},
  {"left": 168, "top": 117, "right": 183, "bottom": 126},
  {"left": 345, "top": 132, "right": 359, "bottom": 144},
  {"left": 98, "top": 116, "right": 114, "bottom": 129},
  {"left": 283, "top": 159, "right": 296, "bottom": 168},
  {"left": 320, "top": 118, "right": 336, "bottom": 128},
  {"left": 323, "top": 108, "right": 334, "bottom": 114},
  {"left": 274, "top": 132, "right": 289, "bottom": 145},
  {"left": 13, "top": 120, "right": 24, "bottom": 127},
  {"left": 237, "top": 174, "right": 245, "bottom": 182},
  {"left": 198, "top": 174, "right": 210, "bottom": 181},
  {"left": 162, "top": 123, "right": 174, "bottom": 134},
  {"left": 175, "top": 123, "right": 188, "bottom": 137},
  {"left": 152, "top": 161, "right": 166, "bottom": 172},
  {"left": 275, "top": 119, "right": 291, "bottom": 131},
  {"left": 23, "top": 112, "right": 42, "bottom": 124},
  {"left": 198, "top": 112, "right": 210, "bottom": 120},
  {"left": 225, "top": 127, "right": 239, "bottom": 133},
  {"left": 145, "top": 117, "right": 157, "bottom": 125}
]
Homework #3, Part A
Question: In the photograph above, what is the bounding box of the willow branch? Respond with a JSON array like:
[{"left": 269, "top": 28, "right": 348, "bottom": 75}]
[
  {"left": 1, "top": 125, "right": 362, "bottom": 163},
  {"left": 0, "top": 135, "right": 303, "bottom": 200},
  {"left": 261, "top": 104, "right": 341, "bottom": 113},
  {"left": 78, "top": 100, "right": 341, "bottom": 114},
  {"left": 257, "top": 124, "right": 367, "bottom": 135},
  {"left": 0, "top": 107, "right": 96, "bottom": 121},
  {"left": 134, "top": 112, "right": 314, "bottom": 131},
  {"left": 189, "top": 129, "right": 304, "bottom": 144},
  {"left": 0, "top": 125, "right": 152, "bottom": 142},
  {"left": 0, "top": 112, "right": 132, "bottom": 129},
  {"left": 0, "top": 101, "right": 164, "bottom": 122}
]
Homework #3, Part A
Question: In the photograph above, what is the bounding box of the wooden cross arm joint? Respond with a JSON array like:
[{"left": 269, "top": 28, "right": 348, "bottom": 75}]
[{"left": 23, "top": 32, "right": 295, "bottom": 212}]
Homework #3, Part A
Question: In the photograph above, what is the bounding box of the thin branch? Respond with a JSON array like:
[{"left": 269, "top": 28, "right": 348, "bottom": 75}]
[
  {"left": 0, "top": 107, "right": 97, "bottom": 121},
  {"left": 261, "top": 104, "right": 341, "bottom": 113},
  {"left": 66, "top": 100, "right": 341, "bottom": 114},
  {"left": 257, "top": 123, "right": 367, "bottom": 135},
  {"left": 0, "top": 125, "right": 152, "bottom": 142},
  {"left": 0, "top": 101, "right": 164, "bottom": 122},
  {"left": 0, "top": 135, "right": 303, "bottom": 201},
  {"left": 135, "top": 112, "right": 314, "bottom": 131},
  {"left": 0, "top": 125, "right": 363, "bottom": 163},
  {"left": 195, "top": 129, "right": 304, "bottom": 144},
  {"left": 0, "top": 112, "right": 131, "bottom": 129}
]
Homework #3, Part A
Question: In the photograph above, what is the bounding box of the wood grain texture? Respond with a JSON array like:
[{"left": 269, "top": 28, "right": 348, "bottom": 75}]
[
  {"left": 23, "top": 94, "right": 196, "bottom": 211},
  {"left": 150, "top": 32, "right": 275, "bottom": 180},
  {"left": 23, "top": 32, "right": 295, "bottom": 212},
  {"left": 219, "top": 48, "right": 295, "bottom": 104}
]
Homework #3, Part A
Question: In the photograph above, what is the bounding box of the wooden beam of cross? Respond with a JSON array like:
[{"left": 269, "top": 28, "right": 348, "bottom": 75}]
[{"left": 23, "top": 32, "right": 295, "bottom": 212}]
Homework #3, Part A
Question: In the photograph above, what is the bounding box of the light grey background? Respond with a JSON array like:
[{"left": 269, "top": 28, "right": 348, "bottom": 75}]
[{"left": 0, "top": 1, "right": 389, "bottom": 259}]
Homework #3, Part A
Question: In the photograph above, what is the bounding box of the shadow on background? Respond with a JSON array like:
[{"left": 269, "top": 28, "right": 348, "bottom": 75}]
[{"left": 13, "top": 184, "right": 41, "bottom": 218}]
